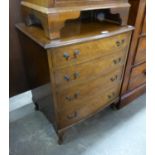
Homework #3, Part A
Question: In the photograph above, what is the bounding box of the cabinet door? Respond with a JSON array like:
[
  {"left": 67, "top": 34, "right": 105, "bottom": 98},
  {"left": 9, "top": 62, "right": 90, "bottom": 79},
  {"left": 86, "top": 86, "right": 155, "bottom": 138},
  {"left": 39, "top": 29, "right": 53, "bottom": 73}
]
[
  {"left": 134, "top": 37, "right": 146, "bottom": 64},
  {"left": 134, "top": 14, "right": 146, "bottom": 65},
  {"left": 128, "top": 63, "right": 146, "bottom": 91}
]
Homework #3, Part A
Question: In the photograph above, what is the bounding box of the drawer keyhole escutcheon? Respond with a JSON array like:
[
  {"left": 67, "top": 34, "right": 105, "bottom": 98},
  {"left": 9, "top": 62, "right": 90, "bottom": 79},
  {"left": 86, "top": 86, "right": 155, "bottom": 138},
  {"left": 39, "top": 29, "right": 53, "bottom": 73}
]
[{"left": 67, "top": 111, "right": 78, "bottom": 120}]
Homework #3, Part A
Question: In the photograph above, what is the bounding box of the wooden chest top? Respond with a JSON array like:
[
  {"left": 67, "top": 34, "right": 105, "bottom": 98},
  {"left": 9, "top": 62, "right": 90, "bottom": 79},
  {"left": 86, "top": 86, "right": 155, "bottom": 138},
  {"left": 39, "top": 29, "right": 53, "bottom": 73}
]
[{"left": 22, "top": 0, "right": 129, "bottom": 8}]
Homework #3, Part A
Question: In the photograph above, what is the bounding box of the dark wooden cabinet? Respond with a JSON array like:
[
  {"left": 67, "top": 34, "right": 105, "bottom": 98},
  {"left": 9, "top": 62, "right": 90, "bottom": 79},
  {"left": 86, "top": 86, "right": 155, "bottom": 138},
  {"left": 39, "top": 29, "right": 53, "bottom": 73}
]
[
  {"left": 117, "top": 0, "right": 146, "bottom": 108},
  {"left": 9, "top": 0, "right": 30, "bottom": 97}
]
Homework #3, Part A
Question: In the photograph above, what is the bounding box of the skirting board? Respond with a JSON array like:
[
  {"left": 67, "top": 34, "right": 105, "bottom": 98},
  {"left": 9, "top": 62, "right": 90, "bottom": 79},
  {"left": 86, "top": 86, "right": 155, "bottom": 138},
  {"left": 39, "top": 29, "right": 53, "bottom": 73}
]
[{"left": 9, "top": 90, "right": 33, "bottom": 112}]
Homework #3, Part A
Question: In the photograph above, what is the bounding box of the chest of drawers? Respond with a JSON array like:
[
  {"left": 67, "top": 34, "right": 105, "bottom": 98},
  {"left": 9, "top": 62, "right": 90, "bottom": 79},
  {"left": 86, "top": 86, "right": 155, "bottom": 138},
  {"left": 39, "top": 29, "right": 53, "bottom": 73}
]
[{"left": 16, "top": 21, "right": 133, "bottom": 143}]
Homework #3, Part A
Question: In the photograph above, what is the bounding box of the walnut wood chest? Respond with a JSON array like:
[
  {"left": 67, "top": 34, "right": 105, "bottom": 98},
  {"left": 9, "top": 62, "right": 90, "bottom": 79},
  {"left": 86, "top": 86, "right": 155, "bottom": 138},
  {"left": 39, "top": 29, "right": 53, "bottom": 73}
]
[{"left": 16, "top": 0, "right": 134, "bottom": 144}]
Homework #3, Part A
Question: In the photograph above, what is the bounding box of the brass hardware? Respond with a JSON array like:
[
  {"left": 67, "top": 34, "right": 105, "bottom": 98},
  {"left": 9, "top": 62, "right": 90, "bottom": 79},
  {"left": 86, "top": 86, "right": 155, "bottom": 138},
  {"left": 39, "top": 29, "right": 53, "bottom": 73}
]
[
  {"left": 65, "top": 96, "right": 73, "bottom": 101},
  {"left": 65, "top": 91, "right": 80, "bottom": 101},
  {"left": 74, "top": 49, "right": 80, "bottom": 57},
  {"left": 110, "top": 75, "right": 118, "bottom": 82},
  {"left": 113, "top": 57, "right": 122, "bottom": 64},
  {"left": 118, "top": 57, "right": 121, "bottom": 62},
  {"left": 113, "top": 59, "right": 117, "bottom": 64},
  {"left": 116, "top": 41, "right": 121, "bottom": 47},
  {"left": 74, "top": 92, "right": 80, "bottom": 98},
  {"left": 74, "top": 72, "right": 80, "bottom": 79},
  {"left": 64, "top": 75, "right": 70, "bottom": 81},
  {"left": 67, "top": 111, "right": 78, "bottom": 120},
  {"left": 121, "top": 39, "right": 125, "bottom": 44},
  {"left": 116, "top": 39, "right": 125, "bottom": 47},
  {"left": 63, "top": 52, "right": 70, "bottom": 60},
  {"left": 108, "top": 92, "right": 115, "bottom": 99}
]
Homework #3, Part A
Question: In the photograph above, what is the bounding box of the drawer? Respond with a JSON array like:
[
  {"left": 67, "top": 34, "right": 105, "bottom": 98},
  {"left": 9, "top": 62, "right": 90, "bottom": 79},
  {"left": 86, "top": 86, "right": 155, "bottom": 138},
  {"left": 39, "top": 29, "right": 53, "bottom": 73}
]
[
  {"left": 50, "top": 32, "right": 131, "bottom": 69},
  {"left": 56, "top": 68, "right": 123, "bottom": 111},
  {"left": 134, "top": 37, "right": 146, "bottom": 65},
  {"left": 54, "top": 51, "right": 127, "bottom": 89},
  {"left": 128, "top": 63, "right": 146, "bottom": 90},
  {"left": 58, "top": 84, "right": 120, "bottom": 129}
]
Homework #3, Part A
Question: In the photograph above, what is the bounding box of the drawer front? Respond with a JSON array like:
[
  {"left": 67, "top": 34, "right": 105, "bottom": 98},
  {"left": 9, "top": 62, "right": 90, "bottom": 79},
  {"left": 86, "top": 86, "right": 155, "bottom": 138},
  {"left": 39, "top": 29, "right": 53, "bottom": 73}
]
[
  {"left": 50, "top": 32, "right": 131, "bottom": 69},
  {"left": 134, "top": 37, "right": 146, "bottom": 65},
  {"left": 54, "top": 51, "right": 126, "bottom": 88},
  {"left": 128, "top": 63, "right": 146, "bottom": 90},
  {"left": 56, "top": 68, "right": 123, "bottom": 111},
  {"left": 58, "top": 84, "right": 120, "bottom": 129}
]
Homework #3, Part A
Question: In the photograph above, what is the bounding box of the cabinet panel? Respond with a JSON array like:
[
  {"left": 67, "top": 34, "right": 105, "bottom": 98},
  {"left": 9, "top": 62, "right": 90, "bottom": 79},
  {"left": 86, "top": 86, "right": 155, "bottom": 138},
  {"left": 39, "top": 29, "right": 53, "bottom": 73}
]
[
  {"left": 128, "top": 63, "right": 146, "bottom": 91},
  {"left": 134, "top": 37, "right": 146, "bottom": 65}
]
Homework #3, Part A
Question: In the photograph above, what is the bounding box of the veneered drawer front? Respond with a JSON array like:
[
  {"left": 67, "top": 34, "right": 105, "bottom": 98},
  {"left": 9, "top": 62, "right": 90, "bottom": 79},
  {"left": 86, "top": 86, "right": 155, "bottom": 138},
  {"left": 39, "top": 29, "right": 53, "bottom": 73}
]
[
  {"left": 57, "top": 68, "right": 123, "bottom": 111},
  {"left": 134, "top": 37, "right": 146, "bottom": 65},
  {"left": 50, "top": 32, "right": 131, "bottom": 69},
  {"left": 128, "top": 63, "right": 146, "bottom": 90},
  {"left": 58, "top": 84, "right": 120, "bottom": 129},
  {"left": 54, "top": 51, "right": 126, "bottom": 89}
]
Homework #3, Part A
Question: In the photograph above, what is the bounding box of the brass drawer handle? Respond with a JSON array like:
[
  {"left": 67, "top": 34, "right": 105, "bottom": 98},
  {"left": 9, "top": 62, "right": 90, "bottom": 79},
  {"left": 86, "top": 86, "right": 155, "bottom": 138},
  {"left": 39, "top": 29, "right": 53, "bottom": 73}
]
[
  {"left": 116, "top": 39, "right": 125, "bottom": 47},
  {"left": 65, "top": 92, "right": 80, "bottom": 101},
  {"left": 63, "top": 52, "right": 70, "bottom": 60},
  {"left": 116, "top": 41, "right": 121, "bottom": 47},
  {"left": 64, "top": 72, "right": 80, "bottom": 81},
  {"left": 67, "top": 111, "right": 78, "bottom": 120},
  {"left": 64, "top": 75, "right": 70, "bottom": 81},
  {"left": 65, "top": 96, "right": 74, "bottom": 101},
  {"left": 74, "top": 91, "right": 80, "bottom": 98},
  {"left": 121, "top": 39, "right": 125, "bottom": 44},
  {"left": 113, "top": 59, "right": 117, "bottom": 64},
  {"left": 113, "top": 57, "right": 122, "bottom": 64},
  {"left": 74, "top": 49, "right": 80, "bottom": 58},
  {"left": 74, "top": 72, "right": 80, "bottom": 79},
  {"left": 108, "top": 92, "right": 116, "bottom": 99},
  {"left": 110, "top": 75, "right": 118, "bottom": 82}
]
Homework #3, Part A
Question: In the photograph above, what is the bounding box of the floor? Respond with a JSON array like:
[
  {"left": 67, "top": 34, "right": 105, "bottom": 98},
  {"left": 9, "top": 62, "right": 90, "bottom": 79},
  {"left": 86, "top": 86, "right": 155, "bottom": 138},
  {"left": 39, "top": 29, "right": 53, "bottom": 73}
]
[{"left": 9, "top": 94, "right": 146, "bottom": 155}]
